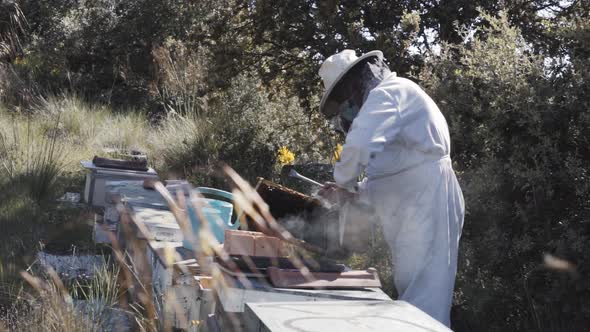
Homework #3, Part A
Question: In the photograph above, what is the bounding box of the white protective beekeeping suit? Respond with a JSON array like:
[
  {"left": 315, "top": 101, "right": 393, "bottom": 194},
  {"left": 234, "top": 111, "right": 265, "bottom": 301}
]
[{"left": 334, "top": 71, "right": 465, "bottom": 327}]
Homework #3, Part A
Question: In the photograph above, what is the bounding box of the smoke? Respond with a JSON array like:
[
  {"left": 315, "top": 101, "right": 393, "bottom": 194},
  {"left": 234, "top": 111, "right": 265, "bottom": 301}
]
[
  {"left": 276, "top": 200, "right": 378, "bottom": 259},
  {"left": 279, "top": 214, "right": 306, "bottom": 239}
]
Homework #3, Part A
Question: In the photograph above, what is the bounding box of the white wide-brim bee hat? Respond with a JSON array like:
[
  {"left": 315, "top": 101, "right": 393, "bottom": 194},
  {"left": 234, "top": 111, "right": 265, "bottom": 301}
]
[{"left": 318, "top": 49, "right": 383, "bottom": 117}]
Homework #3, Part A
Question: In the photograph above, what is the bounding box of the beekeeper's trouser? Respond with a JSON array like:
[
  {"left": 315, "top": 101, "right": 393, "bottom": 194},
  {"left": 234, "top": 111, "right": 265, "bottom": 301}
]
[{"left": 365, "top": 157, "right": 464, "bottom": 327}]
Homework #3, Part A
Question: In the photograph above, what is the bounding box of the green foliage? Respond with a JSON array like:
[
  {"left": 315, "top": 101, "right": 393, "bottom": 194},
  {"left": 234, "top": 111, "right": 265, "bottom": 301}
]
[
  {"left": 346, "top": 228, "right": 396, "bottom": 298},
  {"left": 152, "top": 72, "right": 335, "bottom": 187},
  {"left": 10, "top": 0, "right": 238, "bottom": 106},
  {"left": 0, "top": 97, "right": 149, "bottom": 272},
  {"left": 420, "top": 10, "right": 590, "bottom": 331},
  {"left": 0, "top": 62, "right": 40, "bottom": 106},
  {"left": 225, "top": 1, "right": 425, "bottom": 108},
  {"left": 0, "top": 1, "right": 588, "bottom": 330}
]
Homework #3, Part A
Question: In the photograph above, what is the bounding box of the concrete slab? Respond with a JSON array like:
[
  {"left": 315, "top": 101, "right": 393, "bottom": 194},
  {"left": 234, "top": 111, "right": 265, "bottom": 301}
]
[{"left": 244, "top": 300, "right": 452, "bottom": 332}]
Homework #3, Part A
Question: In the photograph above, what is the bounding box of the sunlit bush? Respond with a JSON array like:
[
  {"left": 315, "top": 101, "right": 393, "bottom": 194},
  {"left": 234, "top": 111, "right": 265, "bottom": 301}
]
[{"left": 420, "top": 11, "right": 590, "bottom": 330}]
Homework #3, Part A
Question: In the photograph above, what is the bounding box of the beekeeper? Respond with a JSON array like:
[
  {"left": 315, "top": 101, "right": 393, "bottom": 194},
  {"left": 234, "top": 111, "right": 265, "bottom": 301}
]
[{"left": 317, "top": 49, "right": 465, "bottom": 327}]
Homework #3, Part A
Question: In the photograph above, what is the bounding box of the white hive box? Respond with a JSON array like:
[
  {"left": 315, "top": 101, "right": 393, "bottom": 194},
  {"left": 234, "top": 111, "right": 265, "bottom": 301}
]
[
  {"left": 81, "top": 160, "right": 158, "bottom": 208},
  {"left": 145, "top": 241, "right": 214, "bottom": 331},
  {"left": 94, "top": 181, "right": 188, "bottom": 245},
  {"left": 210, "top": 273, "right": 393, "bottom": 331},
  {"left": 243, "top": 300, "right": 452, "bottom": 332},
  {"left": 129, "top": 205, "right": 183, "bottom": 242}
]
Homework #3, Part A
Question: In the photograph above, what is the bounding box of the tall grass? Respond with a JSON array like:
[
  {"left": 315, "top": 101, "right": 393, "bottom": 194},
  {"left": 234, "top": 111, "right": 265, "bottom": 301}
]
[
  {"left": 1, "top": 93, "right": 214, "bottom": 195},
  {"left": 0, "top": 262, "right": 141, "bottom": 332},
  {"left": 0, "top": 109, "right": 64, "bottom": 276},
  {"left": 0, "top": 97, "right": 150, "bottom": 275},
  {"left": 0, "top": 115, "right": 65, "bottom": 204},
  {"left": 35, "top": 95, "right": 149, "bottom": 161},
  {"left": 152, "top": 41, "right": 208, "bottom": 116},
  {"left": 0, "top": 2, "right": 26, "bottom": 60},
  {"left": 148, "top": 112, "right": 221, "bottom": 181}
]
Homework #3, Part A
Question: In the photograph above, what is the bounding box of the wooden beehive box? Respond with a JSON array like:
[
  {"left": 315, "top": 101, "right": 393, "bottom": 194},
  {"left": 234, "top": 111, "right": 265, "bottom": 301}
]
[
  {"left": 253, "top": 178, "right": 375, "bottom": 257},
  {"left": 253, "top": 178, "right": 344, "bottom": 256},
  {"left": 254, "top": 178, "right": 322, "bottom": 218}
]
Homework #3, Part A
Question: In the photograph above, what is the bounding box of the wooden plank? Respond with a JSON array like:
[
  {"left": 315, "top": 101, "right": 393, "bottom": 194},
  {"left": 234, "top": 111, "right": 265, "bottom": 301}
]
[
  {"left": 254, "top": 236, "right": 281, "bottom": 257},
  {"left": 216, "top": 272, "right": 392, "bottom": 313},
  {"left": 92, "top": 155, "right": 148, "bottom": 171},
  {"left": 223, "top": 230, "right": 288, "bottom": 257},
  {"left": 146, "top": 240, "right": 195, "bottom": 268},
  {"left": 118, "top": 209, "right": 158, "bottom": 324},
  {"left": 111, "top": 181, "right": 214, "bottom": 331},
  {"left": 224, "top": 230, "right": 256, "bottom": 256},
  {"left": 267, "top": 267, "right": 381, "bottom": 289},
  {"left": 130, "top": 206, "right": 183, "bottom": 242}
]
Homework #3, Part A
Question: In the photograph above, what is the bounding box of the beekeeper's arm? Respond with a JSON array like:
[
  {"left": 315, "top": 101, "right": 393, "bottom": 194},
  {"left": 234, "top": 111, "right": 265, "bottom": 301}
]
[{"left": 334, "top": 88, "right": 401, "bottom": 191}]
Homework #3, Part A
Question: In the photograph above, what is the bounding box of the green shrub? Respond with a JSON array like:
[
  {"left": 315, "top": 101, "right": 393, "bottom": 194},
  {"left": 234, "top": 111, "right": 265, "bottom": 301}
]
[
  {"left": 150, "top": 112, "right": 222, "bottom": 184},
  {"left": 420, "top": 11, "right": 590, "bottom": 331},
  {"left": 150, "top": 49, "right": 336, "bottom": 187}
]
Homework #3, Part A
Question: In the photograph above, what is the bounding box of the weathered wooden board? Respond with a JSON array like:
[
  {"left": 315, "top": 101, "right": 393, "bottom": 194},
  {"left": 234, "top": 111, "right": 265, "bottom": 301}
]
[
  {"left": 223, "top": 230, "right": 287, "bottom": 257},
  {"left": 106, "top": 181, "right": 170, "bottom": 209},
  {"left": 130, "top": 206, "right": 182, "bottom": 242},
  {"left": 267, "top": 267, "right": 381, "bottom": 289},
  {"left": 216, "top": 272, "right": 392, "bottom": 313}
]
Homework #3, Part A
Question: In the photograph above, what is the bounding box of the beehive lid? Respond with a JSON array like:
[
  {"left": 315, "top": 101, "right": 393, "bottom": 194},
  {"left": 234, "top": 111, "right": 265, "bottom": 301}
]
[{"left": 244, "top": 300, "right": 452, "bottom": 332}]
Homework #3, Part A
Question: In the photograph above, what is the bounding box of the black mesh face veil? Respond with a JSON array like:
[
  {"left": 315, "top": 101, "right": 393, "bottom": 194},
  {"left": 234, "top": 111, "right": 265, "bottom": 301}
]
[
  {"left": 323, "top": 56, "right": 391, "bottom": 132},
  {"left": 358, "top": 56, "right": 391, "bottom": 103},
  {"left": 322, "top": 56, "right": 391, "bottom": 117},
  {"left": 329, "top": 102, "right": 355, "bottom": 133}
]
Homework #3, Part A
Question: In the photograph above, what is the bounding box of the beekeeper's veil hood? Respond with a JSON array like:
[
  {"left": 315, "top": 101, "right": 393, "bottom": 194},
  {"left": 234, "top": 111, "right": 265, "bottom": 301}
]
[{"left": 318, "top": 49, "right": 389, "bottom": 118}]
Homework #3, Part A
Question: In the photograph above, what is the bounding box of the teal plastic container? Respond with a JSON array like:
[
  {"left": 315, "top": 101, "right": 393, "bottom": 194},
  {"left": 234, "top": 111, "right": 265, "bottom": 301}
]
[{"left": 183, "top": 187, "right": 240, "bottom": 250}]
